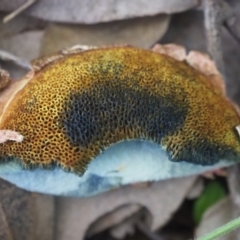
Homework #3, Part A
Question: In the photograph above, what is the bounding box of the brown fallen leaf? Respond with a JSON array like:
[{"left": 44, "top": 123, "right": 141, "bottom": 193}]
[
  {"left": 0, "top": 31, "right": 44, "bottom": 60},
  {"left": 161, "top": 10, "right": 206, "bottom": 55},
  {"left": 186, "top": 177, "right": 204, "bottom": 200},
  {"left": 0, "top": 31, "right": 44, "bottom": 78},
  {"left": 41, "top": 15, "right": 170, "bottom": 55},
  {"left": 0, "top": 179, "right": 35, "bottom": 240},
  {"left": 0, "top": 0, "right": 199, "bottom": 23},
  {"left": 0, "top": 13, "right": 45, "bottom": 40},
  {"left": 87, "top": 204, "right": 142, "bottom": 238},
  {"left": 55, "top": 176, "right": 196, "bottom": 240},
  {"left": 34, "top": 194, "right": 55, "bottom": 240},
  {"left": 0, "top": 179, "right": 54, "bottom": 240},
  {"left": 109, "top": 207, "right": 152, "bottom": 239}
]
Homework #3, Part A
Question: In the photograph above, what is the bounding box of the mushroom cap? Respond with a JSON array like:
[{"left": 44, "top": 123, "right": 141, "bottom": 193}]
[{"left": 0, "top": 45, "right": 239, "bottom": 196}]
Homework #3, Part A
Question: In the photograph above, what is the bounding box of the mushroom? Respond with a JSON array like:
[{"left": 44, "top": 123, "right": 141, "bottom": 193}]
[{"left": 0, "top": 44, "right": 240, "bottom": 197}]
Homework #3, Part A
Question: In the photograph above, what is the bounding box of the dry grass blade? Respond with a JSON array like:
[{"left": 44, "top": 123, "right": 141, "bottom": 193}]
[{"left": 3, "top": 0, "right": 38, "bottom": 23}]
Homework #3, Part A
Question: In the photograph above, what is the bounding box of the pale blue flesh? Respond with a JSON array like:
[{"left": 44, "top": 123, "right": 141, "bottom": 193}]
[{"left": 0, "top": 140, "right": 234, "bottom": 197}]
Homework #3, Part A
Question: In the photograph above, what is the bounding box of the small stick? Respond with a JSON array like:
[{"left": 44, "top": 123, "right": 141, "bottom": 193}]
[
  {"left": 0, "top": 49, "right": 31, "bottom": 70},
  {"left": 3, "top": 0, "right": 38, "bottom": 23}
]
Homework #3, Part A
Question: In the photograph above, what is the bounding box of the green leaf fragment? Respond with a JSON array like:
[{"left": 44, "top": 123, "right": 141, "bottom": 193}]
[{"left": 193, "top": 181, "right": 226, "bottom": 225}]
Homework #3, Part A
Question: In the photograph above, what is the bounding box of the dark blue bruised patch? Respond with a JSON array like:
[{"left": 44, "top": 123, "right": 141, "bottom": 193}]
[
  {"left": 66, "top": 174, "right": 122, "bottom": 196},
  {"left": 60, "top": 83, "right": 189, "bottom": 148},
  {"left": 169, "top": 139, "right": 236, "bottom": 166}
]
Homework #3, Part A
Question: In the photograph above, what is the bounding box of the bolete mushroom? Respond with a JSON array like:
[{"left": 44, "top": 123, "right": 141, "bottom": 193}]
[{"left": 0, "top": 44, "right": 239, "bottom": 196}]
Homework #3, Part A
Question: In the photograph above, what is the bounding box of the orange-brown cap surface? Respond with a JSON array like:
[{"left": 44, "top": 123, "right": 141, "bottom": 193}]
[{"left": 0, "top": 46, "right": 240, "bottom": 175}]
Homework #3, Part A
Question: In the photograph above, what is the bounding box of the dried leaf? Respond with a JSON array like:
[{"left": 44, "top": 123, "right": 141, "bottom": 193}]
[
  {"left": 0, "top": 31, "right": 44, "bottom": 60},
  {"left": 0, "top": 179, "right": 35, "bottom": 240},
  {"left": 0, "top": 180, "right": 54, "bottom": 240},
  {"left": 186, "top": 177, "right": 204, "bottom": 200},
  {"left": 161, "top": 11, "right": 206, "bottom": 52},
  {"left": 41, "top": 15, "right": 170, "bottom": 55},
  {"left": 87, "top": 204, "right": 142, "bottom": 238},
  {"left": 109, "top": 208, "right": 152, "bottom": 239},
  {"left": 34, "top": 194, "right": 55, "bottom": 240},
  {"left": 55, "top": 176, "right": 196, "bottom": 240},
  {"left": 0, "top": 31, "right": 44, "bottom": 78},
  {"left": 0, "top": 13, "right": 45, "bottom": 39},
  {"left": 0, "top": 0, "right": 198, "bottom": 23}
]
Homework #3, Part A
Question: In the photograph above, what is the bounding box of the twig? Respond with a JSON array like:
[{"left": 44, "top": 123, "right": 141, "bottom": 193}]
[
  {"left": 0, "top": 49, "right": 31, "bottom": 70},
  {"left": 3, "top": 0, "right": 38, "bottom": 23}
]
